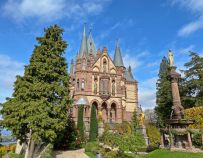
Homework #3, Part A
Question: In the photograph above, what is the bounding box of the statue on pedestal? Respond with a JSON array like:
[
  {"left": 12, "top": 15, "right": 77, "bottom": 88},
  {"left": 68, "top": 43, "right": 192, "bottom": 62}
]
[{"left": 168, "top": 50, "right": 174, "bottom": 67}]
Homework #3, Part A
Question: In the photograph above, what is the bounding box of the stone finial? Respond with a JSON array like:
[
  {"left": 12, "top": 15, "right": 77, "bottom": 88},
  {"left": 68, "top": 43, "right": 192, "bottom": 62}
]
[{"left": 102, "top": 47, "right": 107, "bottom": 54}]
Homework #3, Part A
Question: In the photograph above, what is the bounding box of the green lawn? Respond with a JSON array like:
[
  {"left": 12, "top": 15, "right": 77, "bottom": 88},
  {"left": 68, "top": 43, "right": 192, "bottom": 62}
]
[
  {"left": 85, "top": 149, "right": 203, "bottom": 158},
  {"left": 142, "top": 149, "right": 203, "bottom": 158}
]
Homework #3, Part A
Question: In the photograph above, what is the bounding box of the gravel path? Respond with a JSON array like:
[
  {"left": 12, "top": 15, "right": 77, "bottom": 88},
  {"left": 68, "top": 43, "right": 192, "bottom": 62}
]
[{"left": 53, "top": 148, "right": 89, "bottom": 158}]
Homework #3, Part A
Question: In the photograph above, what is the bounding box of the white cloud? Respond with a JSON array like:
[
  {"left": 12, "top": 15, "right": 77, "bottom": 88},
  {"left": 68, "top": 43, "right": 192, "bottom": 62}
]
[
  {"left": 139, "top": 77, "right": 157, "bottom": 110},
  {"left": 123, "top": 54, "right": 141, "bottom": 70},
  {"left": 0, "top": 54, "right": 24, "bottom": 103},
  {"left": 2, "top": 0, "right": 111, "bottom": 22},
  {"left": 171, "top": 0, "right": 203, "bottom": 36},
  {"left": 178, "top": 17, "right": 203, "bottom": 37}
]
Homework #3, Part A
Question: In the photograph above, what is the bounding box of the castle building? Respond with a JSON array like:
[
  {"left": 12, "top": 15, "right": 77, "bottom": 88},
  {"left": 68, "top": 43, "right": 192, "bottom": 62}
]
[{"left": 70, "top": 25, "right": 138, "bottom": 129}]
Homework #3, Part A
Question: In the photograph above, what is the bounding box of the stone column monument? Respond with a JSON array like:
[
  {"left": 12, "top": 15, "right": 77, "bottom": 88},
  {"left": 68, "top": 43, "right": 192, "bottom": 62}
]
[{"left": 166, "top": 50, "right": 194, "bottom": 149}]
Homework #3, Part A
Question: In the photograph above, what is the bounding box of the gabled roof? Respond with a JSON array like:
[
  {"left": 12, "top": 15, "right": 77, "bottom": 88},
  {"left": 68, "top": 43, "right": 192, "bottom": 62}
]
[
  {"left": 113, "top": 40, "right": 124, "bottom": 67},
  {"left": 79, "top": 24, "right": 88, "bottom": 58},
  {"left": 87, "top": 29, "right": 97, "bottom": 57}
]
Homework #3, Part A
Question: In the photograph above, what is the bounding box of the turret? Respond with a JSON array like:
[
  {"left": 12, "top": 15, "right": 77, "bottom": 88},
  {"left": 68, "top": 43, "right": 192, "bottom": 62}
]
[
  {"left": 87, "top": 26, "right": 97, "bottom": 58},
  {"left": 113, "top": 39, "right": 124, "bottom": 67},
  {"left": 79, "top": 24, "right": 88, "bottom": 58}
]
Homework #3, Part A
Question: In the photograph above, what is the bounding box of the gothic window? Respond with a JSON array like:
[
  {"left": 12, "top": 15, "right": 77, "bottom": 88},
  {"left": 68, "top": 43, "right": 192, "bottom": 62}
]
[
  {"left": 103, "top": 58, "right": 107, "bottom": 72},
  {"left": 77, "top": 79, "right": 79, "bottom": 90},
  {"left": 112, "top": 80, "right": 115, "bottom": 96},
  {"left": 100, "top": 78, "right": 109, "bottom": 95},
  {"left": 81, "top": 79, "right": 85, "bottom": 91}
]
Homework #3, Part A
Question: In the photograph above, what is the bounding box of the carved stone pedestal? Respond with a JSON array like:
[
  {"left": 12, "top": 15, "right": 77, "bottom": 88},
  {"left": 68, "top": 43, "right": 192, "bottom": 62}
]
[
  {"left": 137, "top": 126, "right": 149, "bottom": 146},
  {"left": 98, "top": 122, "right": 104, "bottom": 137}
]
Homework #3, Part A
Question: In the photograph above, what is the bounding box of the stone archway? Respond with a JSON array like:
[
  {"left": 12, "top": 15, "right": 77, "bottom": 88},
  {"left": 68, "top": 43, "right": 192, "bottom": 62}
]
[
  {"left": 101, "top": 102, "right": 108, "bottom": 122},
  {"left": 110, "top": 103, "right": 117, "bottom": 123},
  {"left": 92, "top": 101, "right": 98, "bottom": 116}
]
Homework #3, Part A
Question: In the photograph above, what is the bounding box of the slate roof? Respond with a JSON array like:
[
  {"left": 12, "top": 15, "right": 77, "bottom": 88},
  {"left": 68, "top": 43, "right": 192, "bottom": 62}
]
[{"left": 113, "top": 40, "right": 124, "bottom": 67}]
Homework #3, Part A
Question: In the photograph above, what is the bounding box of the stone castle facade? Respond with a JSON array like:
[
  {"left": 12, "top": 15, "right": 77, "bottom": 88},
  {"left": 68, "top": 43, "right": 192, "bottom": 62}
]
[{"left": 70, "top": 25, "right": 138, "bottom": 130}]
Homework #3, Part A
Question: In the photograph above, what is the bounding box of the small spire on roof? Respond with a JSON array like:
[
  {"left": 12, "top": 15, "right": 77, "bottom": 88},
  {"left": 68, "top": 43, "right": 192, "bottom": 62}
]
[
  {"left": 113, "top": 39, "right": 124, "bottom": 67},
  {"left": 79, "top": 23, "right": 88, "bottom": 58}
]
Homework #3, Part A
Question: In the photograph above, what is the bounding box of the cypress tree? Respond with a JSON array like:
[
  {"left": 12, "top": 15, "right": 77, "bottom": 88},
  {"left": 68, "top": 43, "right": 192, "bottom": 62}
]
[
  {"left": 0, "top": 25, "right": 70, "bottom": 157},
  {"left": 131, "top": 110, "right": 138, "bottom": 133},
  {"left": 155, "top": 56, "right": 172, "bottom": 127},
  {"left": 77, "top": 105, "right": 84, "bottom": 139},
  {"left": 89, "top": 104, "right": 98, "bottom": 141},
  {"left": 181, "top": 52, "right": 203, "bottom": 107}
]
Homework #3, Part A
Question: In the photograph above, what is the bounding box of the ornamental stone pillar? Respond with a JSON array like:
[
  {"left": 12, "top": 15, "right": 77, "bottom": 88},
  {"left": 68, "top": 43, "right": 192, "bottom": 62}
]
[
  {"left": 187, "top": 132, "right": 192, "bottom": 148},
  {"left": 168, "top": 66, "right": 184, "bottom": 119}
]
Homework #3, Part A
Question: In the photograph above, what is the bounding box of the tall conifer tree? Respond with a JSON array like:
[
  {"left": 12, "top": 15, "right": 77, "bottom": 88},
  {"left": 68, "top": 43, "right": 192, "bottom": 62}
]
[
  {"left": 0, "top": 25, "right": 70, "bottom": 157},
  {"left": 155, "top": 57, "right": 172, "bottom": 127},
  {"left": 77, "top": 105, "right": 84, "bottom": 139},
  {"left": 181, "top": 52, "right": 203, "bottom": 107},
  {"left": 89, "top": 104, "right": 98, "bottom": 141}
]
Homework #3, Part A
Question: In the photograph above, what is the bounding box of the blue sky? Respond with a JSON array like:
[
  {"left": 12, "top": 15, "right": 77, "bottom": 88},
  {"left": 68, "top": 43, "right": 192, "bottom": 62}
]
[{"left": 0, "top": 0, "right": 203, "bottom": 110}]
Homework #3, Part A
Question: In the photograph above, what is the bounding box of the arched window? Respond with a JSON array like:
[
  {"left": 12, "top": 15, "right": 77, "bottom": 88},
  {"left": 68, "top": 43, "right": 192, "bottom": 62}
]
[
  {"left": 81, "top": 79, "right": 85, "bottom": 91},
  {"left": 112, "top": 80, "right": 115, "bottom": 96},
  {"left": 103, "top": 58, "right": 107, "bottom": 72}
]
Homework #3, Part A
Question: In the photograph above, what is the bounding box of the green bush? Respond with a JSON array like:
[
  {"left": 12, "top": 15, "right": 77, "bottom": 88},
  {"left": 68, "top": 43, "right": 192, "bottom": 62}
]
[
  {"left": 146, "top": 124, "right": 161, "bottom": 147},
  {"left": 192, "top": 132, "right": 202, "bottom": 147},
  {"left": 41, "top": 144, "right": 53, "bottom": 158},
  {"left": 104, "top": 150, "right": 118, "bottom": 158},
  {"left": 102, "top": 132, "right": 146, "bottom": 152},
  {"left": 85, "top": 141, "right": 99, "bottom": 154},
  {"left": 114, "top": 121, "right": 132, "bottom": 134},
  {"left": 7, "top": 152, "right": 24, "bottom": 158}
]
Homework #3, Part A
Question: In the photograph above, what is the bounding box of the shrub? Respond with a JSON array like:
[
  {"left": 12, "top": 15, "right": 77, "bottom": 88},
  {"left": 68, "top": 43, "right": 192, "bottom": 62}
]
[
  {"left": 104, "top": 150, "right": 118, "bottom": 158},
  {"left": 85, "top": 142, "right": 99, "bottom": 154},
  {"left": 40, "top": 144, "right": 53, "bottom": 158},
  {"left": 102, "top": 132, "right": 146, "bottom": 152},
  {"left": 7, "top": 152, "right": 24, "bottom": 158},
  {"left": 192, "top": 132, "right": 202, "bottom": 147},
  {"left": 89, "top": 104, "right": 98, "bottom": 141},
  {"left": 185, "top": 106, "right": 203, "bottom": 129},
  {"left": 114, "top": 121, "right": 132, "bottom": 134},
  {"left": 146, "top": 124, "right": 161, "bottom": 147}
]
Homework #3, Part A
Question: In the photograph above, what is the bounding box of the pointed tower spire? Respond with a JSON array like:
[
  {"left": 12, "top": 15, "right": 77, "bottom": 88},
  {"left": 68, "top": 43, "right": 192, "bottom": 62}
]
[
  {"left": 87, "top": 25, "right": 97, "bottom": 57},
  {"left": 70, "top": 59, "right": 74, "bottom": 75},
  {"left": 128, "top": 65, "right": 134, "bottom": 80},
  {"left": 79, "top": 23, "right": 88, "bottom": 58},
  {"left": 113, "top": 39, "right": 124, "bottom": 67}
]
